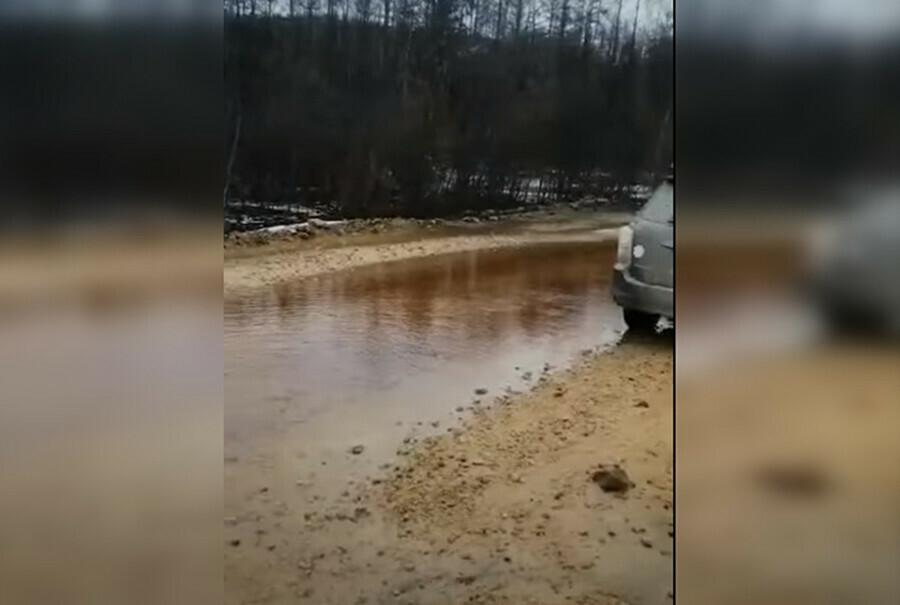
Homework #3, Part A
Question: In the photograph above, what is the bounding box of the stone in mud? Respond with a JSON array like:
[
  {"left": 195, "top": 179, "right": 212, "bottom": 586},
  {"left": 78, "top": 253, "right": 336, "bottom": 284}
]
[
  {"left": 755, "top": 463, "right": 830, "bottom": 497},
  {"left": 475, "top": 387, "right": 488, "bottom": 395},
  {"left": 350, "top": 444, "right": 365, "bottom": 455},
  {"left": 591, "top": 464, "right": 634, "bottom": 493}
]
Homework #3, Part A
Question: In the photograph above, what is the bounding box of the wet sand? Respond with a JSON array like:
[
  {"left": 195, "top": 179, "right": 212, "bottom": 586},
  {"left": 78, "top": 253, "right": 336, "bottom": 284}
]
[
  {"left": 676, "top": 343, "right": 900, "bottom": 604},
  {"left": 225, "top": 338, "right": 673, "bottom": 605}
]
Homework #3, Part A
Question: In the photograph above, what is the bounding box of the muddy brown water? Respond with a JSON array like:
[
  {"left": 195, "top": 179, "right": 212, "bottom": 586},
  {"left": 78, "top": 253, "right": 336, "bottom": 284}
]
[{"left": 225, "top": 241, "right": 622, "bottom": 506}]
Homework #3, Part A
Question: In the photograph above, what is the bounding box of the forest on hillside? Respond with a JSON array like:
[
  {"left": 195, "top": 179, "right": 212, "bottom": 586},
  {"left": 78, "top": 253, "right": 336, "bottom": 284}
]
[{"left": 224, "top": 0, "right": 673, "bottom": 220}]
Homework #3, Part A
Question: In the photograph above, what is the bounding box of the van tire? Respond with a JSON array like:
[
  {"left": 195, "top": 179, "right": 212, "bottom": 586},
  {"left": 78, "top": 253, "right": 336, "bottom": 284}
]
[{"left": 623, "top": 309, "right": 658, "bottom": 333}]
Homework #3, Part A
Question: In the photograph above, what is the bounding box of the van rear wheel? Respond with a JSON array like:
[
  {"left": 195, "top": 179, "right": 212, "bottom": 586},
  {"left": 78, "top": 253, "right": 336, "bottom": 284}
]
[{"left": 623, "top": 309, "right": 658, "bottom": 333}]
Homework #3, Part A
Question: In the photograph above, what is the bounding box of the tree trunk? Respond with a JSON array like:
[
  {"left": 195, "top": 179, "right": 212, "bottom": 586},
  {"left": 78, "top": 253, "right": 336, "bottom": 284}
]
[{"left": 224, "top": 111, "right": 243, "bottom": 206}]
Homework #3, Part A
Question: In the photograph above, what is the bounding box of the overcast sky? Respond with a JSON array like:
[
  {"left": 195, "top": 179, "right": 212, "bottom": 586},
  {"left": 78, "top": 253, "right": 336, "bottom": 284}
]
[{"left": 678, "top": 0, "right": 900, "bottom": 41}]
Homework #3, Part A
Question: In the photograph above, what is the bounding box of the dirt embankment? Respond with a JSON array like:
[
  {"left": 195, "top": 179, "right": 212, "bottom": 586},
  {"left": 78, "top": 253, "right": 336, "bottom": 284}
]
[
  {"left": 225, "top": 339, "right": 674, "bottom": 605},
  {"left": 223, "top": 209, "right": 629, "bottom": 294},
  {"left": 376, "top": 341, "right": 674, "bottom": 604}
]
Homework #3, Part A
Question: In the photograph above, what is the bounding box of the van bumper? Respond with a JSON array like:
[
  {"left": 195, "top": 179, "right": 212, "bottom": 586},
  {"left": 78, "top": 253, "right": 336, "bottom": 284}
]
[{"left": 612, "top": 268, "right": 674, "bottom": 318}]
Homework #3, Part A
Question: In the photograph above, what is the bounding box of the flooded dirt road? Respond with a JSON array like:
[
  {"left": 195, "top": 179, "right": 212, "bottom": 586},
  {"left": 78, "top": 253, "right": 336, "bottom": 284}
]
[
  {"left": 225, "top": 240, "right": 673, "bottom": 605},
  {"left": 225, "top": 242, "right": 622, "bottom": 497}
]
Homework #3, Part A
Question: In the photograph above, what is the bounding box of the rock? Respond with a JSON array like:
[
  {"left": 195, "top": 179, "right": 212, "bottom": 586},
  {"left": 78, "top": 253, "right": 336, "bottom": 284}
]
[
  {"left": 455, "top": 406, "right": 464, "bottom": 412},
  {"left": 431, "top": 420, "right": 440, "bottom": 428},
  {"left": 404, "top": 563, "right": 416, "bottom": 572},
  {"left": 591, "top": 464, "right": 634, "bottom": 493},
  {"left": 756, "top": 463, "right": 830, "bottom": 497},
  {"left": 640, "top": 538, "right": 653, "bottom": 548},
  {"left": 634, "top": 400, "right": 650, "bottom": 408},
  {"left": 229, "top": 539, "right": 241, "bottom": 547},
  {"left": 350, "top": 445, "right": 365, "bottom": 455},
  {"left": 475, "top": 387, "right": 488, "bottom": 395}
]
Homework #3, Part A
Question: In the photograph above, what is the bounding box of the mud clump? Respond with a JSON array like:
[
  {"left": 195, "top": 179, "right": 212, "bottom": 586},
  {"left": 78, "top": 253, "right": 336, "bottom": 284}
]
[
  {"left": 591, "top": 464, "right": 634, "bottom": 493},
  {"left": 755, "top": 463, "right": 830, "bottom": 498}
]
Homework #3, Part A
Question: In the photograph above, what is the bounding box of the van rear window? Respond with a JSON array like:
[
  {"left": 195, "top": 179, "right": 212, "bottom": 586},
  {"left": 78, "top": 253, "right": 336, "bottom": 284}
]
[{"left": 640, "top": 183, "right": 673, "bottom": 224}]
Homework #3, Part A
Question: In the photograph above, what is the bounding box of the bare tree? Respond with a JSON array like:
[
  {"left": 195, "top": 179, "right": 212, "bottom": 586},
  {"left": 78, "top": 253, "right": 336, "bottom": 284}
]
[
  {"left": 609, "top": 0, "right": 622, "bottom": 62},
  {"left": 223, "top": 0, "right": 673, "bottom": 217},
  {"left": 512, "top": 0, "right": 524, "bottom": 38}
]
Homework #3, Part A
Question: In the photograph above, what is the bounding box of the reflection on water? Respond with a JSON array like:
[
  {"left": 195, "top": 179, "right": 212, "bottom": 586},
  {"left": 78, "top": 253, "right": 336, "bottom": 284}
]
[{"left": 225, "top": 241, "right": 621, "bottom": 474}]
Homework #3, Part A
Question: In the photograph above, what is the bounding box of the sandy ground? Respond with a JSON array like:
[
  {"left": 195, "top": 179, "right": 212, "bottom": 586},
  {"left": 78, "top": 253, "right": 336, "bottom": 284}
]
[
  {"left": 223, "top": 211, "right": 627, "bottom": 294},
  {"left": 225, "top": 338, "right": 673, "bottom": 605},
  {"left": 677, "top": 342, "right": 900, "bottom": 604}
]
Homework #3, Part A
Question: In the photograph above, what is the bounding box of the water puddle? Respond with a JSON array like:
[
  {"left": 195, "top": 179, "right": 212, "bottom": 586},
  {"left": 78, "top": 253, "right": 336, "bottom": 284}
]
[{"left": 225, "top": 241, "right": 623, "bottom": 503}]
